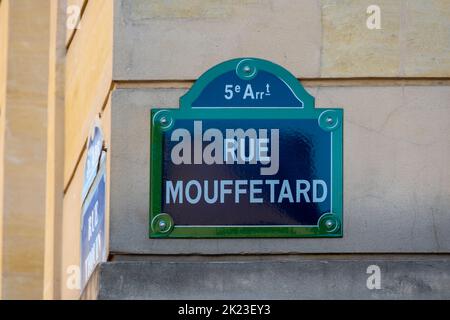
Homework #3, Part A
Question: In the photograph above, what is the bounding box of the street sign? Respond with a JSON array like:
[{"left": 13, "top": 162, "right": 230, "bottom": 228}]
[
  {"left": 81, "top": 120, "right": 106, "bottom": 290},
  {"left": 150, "top": 58, "right": 343, "bottom": 238},
  {"left": 82, "top": 121, "right": 104, "bottom": 200},
  {"left": 81, "top": 152, "right": 107, "bottom": 289}
]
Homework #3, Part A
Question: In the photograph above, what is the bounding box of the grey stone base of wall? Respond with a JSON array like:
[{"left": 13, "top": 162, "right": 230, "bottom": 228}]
[{"left": 82, "top": 255, "right": 450, "bottom": 300}]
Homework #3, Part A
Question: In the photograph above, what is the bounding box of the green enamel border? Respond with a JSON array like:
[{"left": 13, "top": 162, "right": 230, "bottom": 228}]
[{"left": 150, "top": 58, "right": 343, "bottom": 238}]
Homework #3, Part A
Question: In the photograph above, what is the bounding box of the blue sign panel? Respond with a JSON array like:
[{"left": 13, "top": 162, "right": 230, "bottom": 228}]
[
  {"left": 150, "top": 58, "right": 343, "bottom": 238},
  {"left": 82, "top": 123, "right": 103, "bottom": 200},
  {"left": 162, "top": 119, "right": 331, "bottom": 226},
  {"left": 192, "top": 70, "right": 303, "bottom": 108},
  {"left": 81, "top": 156, "right": 106, "bottom": 289}
]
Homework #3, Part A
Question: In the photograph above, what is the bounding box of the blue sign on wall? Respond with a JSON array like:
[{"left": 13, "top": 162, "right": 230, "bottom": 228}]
[
  {"left": 150, "top": 58, "right": 343, "bottom": 238},
  {"left": 82, "top": 122, "right": 104, "bottom": 200},
  {"left": 81, "top": 120, "right": 106, "bottom": 289},
  {"left": 80, "top": 156, "right": 106, "bottom": 289}
]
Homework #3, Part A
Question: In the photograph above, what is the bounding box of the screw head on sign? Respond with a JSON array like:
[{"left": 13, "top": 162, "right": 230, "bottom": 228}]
[
  {"left": 160, "top": 117, "right": 168, "bottom": 125},
  {"left": 325, "top": 220, "right": 334, "bottom": 229},
  {"left": 318, "top": 110, "right": 340, "bottom": 132},
  {"left": 159, "top": 220, "right": 167, "bottom": 231}
]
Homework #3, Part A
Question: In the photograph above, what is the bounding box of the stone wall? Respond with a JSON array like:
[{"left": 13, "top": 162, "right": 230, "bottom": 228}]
[
  {"left": 0, "top": 0, "right": 51, "bottom": 299},
  {"left": 2, "top": 0, "right": 447, "bottom": 299},
  {"left": 109, "top": 0, "right": 450, "bottom": 256},
  {"left": 61, "top": 0, "right": 113, "bottom": 299}
]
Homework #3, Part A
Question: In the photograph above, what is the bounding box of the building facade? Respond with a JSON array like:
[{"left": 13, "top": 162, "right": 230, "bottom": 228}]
[{"left": 0, "top": 0, "right": 450, "bottom": 299}]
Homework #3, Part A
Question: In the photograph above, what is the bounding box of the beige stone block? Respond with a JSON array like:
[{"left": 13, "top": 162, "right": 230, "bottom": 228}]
[
  {"left": 321, "top": 0, "right": 401, "bottom": 77},
  {"left": 44, "top": 0, "right": 67, "bottom": 300},
  {"left": 64, "top": 0, "right": 113, "bottom": 188},
  {"left": 321, "top": 0, "right": 450, "bottom": 77},
  {"left": 66, "top": 0, "right": 88, "bottom": 46},
  {"left": 1, "top": 0, "right": 51, "bottom": 299},
  {"left": 0, "top": 1, "right": 8, "bottom": 104},
  {"left": 0, "top": 0, "right": 8, "bottom": 296},
  {"left": 403, "top": 0, "right": 450, "bottom": 76},
  {"left": 113, "top": 0, "right": 321, "bottom": 80},
  {"left": 61, "top": 152, "right": 85, "bottom": 300},
  {"left": 314, "top": 86, "right": 450, "bottom": 251}
]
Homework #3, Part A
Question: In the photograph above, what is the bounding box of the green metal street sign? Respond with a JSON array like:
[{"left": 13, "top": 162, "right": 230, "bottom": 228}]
[{"left": 150, "top": 58, "right": 343, "bottom": 238}]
